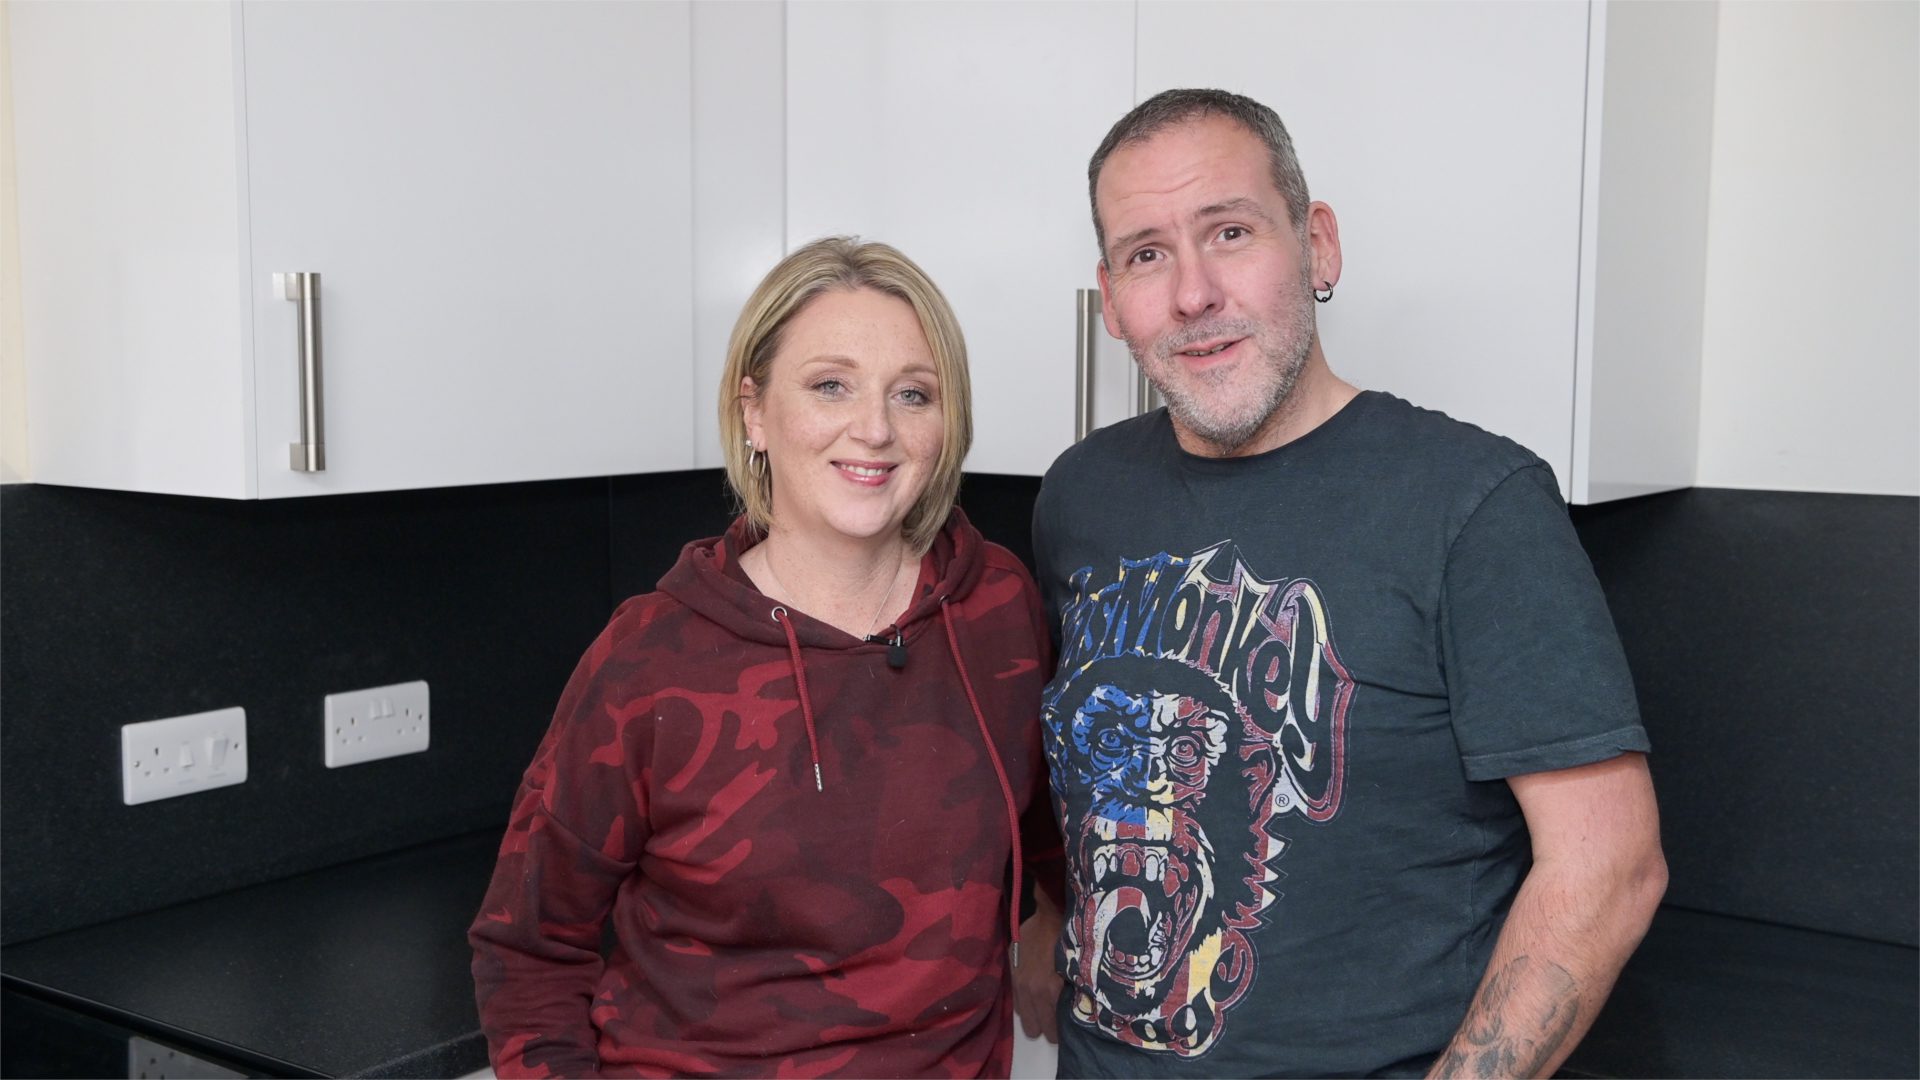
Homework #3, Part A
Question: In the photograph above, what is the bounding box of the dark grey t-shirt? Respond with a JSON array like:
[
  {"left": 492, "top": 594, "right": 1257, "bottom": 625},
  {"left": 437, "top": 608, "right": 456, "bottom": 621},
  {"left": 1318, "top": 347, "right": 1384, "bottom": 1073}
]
[{"left": 1032, "top": 391, "right": 1648, "bottom": 1079}]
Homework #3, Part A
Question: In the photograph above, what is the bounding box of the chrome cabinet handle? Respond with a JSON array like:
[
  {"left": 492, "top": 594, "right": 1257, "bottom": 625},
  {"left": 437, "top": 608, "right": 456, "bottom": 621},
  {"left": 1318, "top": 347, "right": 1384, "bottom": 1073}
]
[
  {"left": 1075, "top": 288, "right": 1100, "bottom": 442},
  {"left": 276, "top": 272, "right": 326, "bottom": 472},
  {"left": 1136, "top": 366, "right": 1160, "bottom": 417}
]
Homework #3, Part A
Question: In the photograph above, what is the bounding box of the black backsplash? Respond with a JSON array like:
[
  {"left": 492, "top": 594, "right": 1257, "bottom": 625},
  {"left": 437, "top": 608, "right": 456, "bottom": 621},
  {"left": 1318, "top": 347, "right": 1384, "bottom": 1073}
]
[
  {"left": 1572, "top": 488, "right": 1918, "bottom": 946},
  {"left": 4, "top": 476, "right": 1914, "bottom": 950},
  {"left": 1, "top": 479, "right": 616, "bottom": 945}
]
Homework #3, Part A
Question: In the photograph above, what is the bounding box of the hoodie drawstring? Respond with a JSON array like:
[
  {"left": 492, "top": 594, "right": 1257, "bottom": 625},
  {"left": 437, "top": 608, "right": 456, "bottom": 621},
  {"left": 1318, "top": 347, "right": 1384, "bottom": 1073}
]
[
  {"left": 940, "top": 599, "right": 1026, "bottom": 968},
  {"left": 771, "top": 607, "right": 826, "bottom": 792}
]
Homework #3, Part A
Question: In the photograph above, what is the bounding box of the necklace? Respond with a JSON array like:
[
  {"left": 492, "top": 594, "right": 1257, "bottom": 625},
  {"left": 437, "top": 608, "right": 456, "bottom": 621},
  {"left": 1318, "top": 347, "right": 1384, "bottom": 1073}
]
[{"left": 759, "top": 545, "right": 910, "bottom": 639}]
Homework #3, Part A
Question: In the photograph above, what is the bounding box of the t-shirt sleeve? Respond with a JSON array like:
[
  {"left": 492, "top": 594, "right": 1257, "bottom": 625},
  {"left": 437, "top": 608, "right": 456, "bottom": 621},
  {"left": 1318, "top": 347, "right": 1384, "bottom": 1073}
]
[
  {"left": 1014, "top": 565, "right": 1069, "bottom": 914},
  {"left": 1031, "top": 481, "right": 1065, "bottom": 654},
  {"left": 1438, "top": 463, "right": 1650, "bottom": 781}
]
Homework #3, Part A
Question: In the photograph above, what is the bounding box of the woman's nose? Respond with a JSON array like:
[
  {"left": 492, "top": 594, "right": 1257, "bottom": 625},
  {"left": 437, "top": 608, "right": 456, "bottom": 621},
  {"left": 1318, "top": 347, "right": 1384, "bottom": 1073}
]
[{"left": 848, "top": 393, "right": 894, "bottom": 446}]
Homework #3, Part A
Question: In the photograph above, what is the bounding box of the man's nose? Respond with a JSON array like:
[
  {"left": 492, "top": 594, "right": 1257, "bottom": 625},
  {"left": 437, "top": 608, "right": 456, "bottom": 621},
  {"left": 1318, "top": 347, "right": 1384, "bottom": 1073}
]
[{"left": 1173, "top": 252, "right": 1224, "bottom": 321}]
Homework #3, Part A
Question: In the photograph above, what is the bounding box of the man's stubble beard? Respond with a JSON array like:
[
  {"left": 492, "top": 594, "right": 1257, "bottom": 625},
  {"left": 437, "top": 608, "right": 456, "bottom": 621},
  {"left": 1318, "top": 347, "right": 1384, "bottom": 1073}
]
[{"left": 1125, "top": 273, "right": 1318, "bottom": 455}]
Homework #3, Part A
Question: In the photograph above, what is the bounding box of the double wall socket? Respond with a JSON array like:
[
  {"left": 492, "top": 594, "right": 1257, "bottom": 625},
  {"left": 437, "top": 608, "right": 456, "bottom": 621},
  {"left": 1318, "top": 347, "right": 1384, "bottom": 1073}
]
[
  {"left": 121, "top": 708, "right": 249, "bottom": 806},
  {"left": 129, "top": 1035, "right": 244, "bottom": 1079},
  {"left": 324, "top": 680, "right": 430, "bottom": 768}
]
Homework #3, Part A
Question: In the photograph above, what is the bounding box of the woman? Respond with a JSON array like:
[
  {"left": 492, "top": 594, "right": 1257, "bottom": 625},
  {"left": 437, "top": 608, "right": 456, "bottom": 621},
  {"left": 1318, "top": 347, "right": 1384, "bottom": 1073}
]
[{"left": 469, "top": 237, "right": 1062, "bottom": 1078}]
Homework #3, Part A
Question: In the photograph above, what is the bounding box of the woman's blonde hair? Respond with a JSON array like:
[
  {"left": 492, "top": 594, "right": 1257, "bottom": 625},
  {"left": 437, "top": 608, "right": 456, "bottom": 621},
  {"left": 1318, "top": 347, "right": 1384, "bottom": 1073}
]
[{"left": 719, "top": 236, "right": 973, "bottom": 554}]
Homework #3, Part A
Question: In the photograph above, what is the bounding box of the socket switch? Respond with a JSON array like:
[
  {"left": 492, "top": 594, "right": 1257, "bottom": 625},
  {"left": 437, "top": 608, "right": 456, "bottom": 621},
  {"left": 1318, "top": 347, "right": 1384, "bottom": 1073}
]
[
  {"left": 324, "top": 680, "right": 430, "bottom": 768},
  {"left": 129, "top": 1035, "right": 245, "bottom": 1079},
  {"left": 121, "top": 708, "right": 248, "bottom": 806}
]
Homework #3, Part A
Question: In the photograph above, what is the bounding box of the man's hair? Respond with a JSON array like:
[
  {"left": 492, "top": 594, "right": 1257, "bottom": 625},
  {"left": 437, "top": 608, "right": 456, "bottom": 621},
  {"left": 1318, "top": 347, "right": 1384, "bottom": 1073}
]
[{"left": 1087, "top": 88, "right": 1312, "bottom": 263}]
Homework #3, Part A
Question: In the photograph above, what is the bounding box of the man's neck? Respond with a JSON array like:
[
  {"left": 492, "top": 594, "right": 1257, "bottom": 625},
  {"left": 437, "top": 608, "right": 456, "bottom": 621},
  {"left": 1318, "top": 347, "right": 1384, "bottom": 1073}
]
[{"left": 1173, "top": 346, "right": 1360, "bottom": 459}]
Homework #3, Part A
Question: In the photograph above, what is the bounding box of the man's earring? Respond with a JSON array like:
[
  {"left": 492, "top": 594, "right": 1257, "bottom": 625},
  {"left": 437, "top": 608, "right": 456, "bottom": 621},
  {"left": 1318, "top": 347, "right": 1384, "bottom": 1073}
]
[{"left": 1314, "top": 283, "right": 1334, "bottom": 303}]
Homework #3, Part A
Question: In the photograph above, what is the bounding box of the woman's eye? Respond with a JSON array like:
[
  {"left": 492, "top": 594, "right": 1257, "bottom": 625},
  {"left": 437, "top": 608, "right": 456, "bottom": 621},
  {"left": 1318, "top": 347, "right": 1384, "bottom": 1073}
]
[
  {"left": 898, "top": 387, "right": 931, "bottom": 406},
  {"left": 812, "top": 379, "right": 844, "bottom": 396}
]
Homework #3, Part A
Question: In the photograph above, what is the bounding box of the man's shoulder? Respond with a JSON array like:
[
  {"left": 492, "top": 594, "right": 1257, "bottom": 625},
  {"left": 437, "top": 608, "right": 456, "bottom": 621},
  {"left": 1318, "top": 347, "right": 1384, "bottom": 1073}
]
[
  {"left": 1340, "top": 392, "right": 1553, "bottom": 515},
  {"left": 1353, "top": 392, "right": 1543, "bottom": 473},
  {"left": 1038, "top": 411, "right": 1170, "bottom": 505}
]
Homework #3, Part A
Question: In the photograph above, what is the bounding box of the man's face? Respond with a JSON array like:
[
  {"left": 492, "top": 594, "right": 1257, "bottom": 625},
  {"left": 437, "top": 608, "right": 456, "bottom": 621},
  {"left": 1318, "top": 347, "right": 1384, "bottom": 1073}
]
[{"left": 1094, "top": 117, "right": 1322, "bottom": 454}]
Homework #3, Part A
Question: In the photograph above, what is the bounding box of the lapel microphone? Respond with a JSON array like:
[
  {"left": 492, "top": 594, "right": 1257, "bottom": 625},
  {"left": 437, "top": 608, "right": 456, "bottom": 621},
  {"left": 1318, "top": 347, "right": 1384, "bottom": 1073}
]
[{"left": 866, "top": 631, "right": 908, "bottom": 670}]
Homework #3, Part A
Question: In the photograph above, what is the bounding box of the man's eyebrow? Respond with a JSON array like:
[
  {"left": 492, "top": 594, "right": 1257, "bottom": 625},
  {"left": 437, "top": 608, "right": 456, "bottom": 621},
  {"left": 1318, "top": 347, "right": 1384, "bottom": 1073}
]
[
  {"left": 1195, "top": 197, "right": 1278, "bottom": 226},
  {"left": 1108, "top": 197, "right": 1279, "bottom": 260},
  {"left": 1109, "top": 224, "right": 1162, "bottom": 260}
]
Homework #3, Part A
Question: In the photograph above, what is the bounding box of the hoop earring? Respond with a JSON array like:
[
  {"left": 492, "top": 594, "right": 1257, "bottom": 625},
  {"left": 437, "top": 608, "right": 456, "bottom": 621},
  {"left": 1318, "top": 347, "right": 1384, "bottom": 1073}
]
[
  {"left": 1313, "top": 283, "right": 1334, "bottom": 304},
  {"left": 749, "top": 449, "right": 766, "bottom": 478}
]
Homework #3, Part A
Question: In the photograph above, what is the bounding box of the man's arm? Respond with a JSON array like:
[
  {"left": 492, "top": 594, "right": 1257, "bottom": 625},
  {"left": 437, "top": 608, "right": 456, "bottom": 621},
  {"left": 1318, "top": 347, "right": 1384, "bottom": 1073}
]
[
  {"left": 1014, "top": 886, "right": 1066, "bottom": 1042},
  {"left": 1427, "top": 752, "right": 1666, "bottom": 1079}
]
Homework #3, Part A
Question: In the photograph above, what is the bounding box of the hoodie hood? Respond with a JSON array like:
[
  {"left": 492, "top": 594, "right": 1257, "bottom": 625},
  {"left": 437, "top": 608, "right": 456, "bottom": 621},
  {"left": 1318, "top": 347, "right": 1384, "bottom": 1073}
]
[
  {"left": 653, "top": 507, "right": 1028, "bottom": 959},
  {"left": 658, "top": 508, "right": 989, "bottom": 650}
]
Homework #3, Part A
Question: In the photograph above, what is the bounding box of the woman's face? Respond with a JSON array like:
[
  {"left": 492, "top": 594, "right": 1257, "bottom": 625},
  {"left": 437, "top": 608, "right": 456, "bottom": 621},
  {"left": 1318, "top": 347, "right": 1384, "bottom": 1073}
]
[{"left": 742, "top": 287, "right": 945, "bottom": 549}]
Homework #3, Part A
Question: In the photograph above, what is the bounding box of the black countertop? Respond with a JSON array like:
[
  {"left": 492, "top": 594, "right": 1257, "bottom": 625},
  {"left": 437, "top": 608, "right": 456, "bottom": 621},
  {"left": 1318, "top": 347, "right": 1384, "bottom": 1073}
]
[{"left": 2, "top": 830, "right": 502, "bottom": 1078}]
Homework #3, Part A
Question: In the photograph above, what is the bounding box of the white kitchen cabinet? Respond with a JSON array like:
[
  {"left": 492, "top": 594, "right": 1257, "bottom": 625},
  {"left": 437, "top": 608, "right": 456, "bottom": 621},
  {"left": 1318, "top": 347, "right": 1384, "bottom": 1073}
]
[
  {"left": 12, "top": 0, "right": 693, "bottom": 499},
  {"left": 692, "top": 0, "right": 787, "bottom": 470},
  {"left": 1137, "top": 0, "right": 1717, "bottom": 503},
  {"left": 785, "top": 0, "right": 1138, "bottom": 477}
]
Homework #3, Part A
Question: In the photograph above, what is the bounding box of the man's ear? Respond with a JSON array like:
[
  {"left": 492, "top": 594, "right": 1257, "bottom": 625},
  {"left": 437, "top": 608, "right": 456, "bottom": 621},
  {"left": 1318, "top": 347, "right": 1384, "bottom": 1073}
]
[
  {"left": 1097, "top": 259, "right": 1123, "bottom": 340},
  {"left": 1306, "top": 201, "right": 1343, "bottom": 291}
]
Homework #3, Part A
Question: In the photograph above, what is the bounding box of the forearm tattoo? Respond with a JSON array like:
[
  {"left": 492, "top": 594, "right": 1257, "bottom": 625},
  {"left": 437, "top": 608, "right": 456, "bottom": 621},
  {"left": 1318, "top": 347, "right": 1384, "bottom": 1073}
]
[{"left": 1432, "top": 955, "right": 1580, "bottom": 1079}]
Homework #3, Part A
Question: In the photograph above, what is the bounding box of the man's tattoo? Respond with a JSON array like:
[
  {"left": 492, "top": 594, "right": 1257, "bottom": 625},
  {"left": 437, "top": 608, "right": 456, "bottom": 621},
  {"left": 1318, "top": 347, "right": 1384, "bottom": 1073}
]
[{"left": 1436, "top": 955, "right": 1580, "bottom": 1078}]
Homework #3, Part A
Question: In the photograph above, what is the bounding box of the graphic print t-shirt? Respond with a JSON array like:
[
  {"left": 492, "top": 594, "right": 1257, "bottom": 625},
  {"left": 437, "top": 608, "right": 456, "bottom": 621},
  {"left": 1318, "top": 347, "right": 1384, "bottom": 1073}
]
[{"left": 1031, "top": 392, "right": 1648, "bottom": 1079}]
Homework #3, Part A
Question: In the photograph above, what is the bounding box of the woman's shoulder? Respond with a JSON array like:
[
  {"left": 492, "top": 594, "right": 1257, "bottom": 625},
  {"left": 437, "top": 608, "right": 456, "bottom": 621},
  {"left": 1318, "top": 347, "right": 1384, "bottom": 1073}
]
[
  {"left": 586, "top": 589, "right": 703, "bottom": 670},
  {"left": 977, "top": 540, "right": 1041, "bottom": 594}
]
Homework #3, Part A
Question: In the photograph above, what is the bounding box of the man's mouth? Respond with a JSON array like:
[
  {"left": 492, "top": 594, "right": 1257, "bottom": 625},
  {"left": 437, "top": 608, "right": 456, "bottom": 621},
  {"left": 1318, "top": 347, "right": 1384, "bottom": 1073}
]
[{"left": 1177, "top": 339, "right": 1240, "bottom": 358}]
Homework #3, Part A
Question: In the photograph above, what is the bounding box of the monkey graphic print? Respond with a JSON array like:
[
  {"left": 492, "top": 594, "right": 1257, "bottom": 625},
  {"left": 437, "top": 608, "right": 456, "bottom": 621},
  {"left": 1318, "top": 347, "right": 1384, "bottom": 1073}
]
[{"left": 1042, "top": 543, "right": 1353, "bottom": 1058}]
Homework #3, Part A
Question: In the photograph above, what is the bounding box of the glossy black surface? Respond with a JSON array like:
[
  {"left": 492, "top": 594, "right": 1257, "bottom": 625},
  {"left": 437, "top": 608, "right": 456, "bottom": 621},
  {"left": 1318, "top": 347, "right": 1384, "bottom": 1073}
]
[
  {"left": 1568, "top": 906, "right": 1920, "bottom": 1078},
  {"left": 1, "top": 984, "right": 291, "bottom": 1079},
  {"left": 1, "top": 831, "right": 500, "bottom": 1079}
]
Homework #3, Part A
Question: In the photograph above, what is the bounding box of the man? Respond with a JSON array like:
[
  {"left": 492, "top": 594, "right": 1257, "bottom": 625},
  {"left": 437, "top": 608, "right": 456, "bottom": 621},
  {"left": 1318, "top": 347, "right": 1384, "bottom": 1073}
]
[{"left": 1012, "top": 88, "right": 1666, "bottom": 1079}]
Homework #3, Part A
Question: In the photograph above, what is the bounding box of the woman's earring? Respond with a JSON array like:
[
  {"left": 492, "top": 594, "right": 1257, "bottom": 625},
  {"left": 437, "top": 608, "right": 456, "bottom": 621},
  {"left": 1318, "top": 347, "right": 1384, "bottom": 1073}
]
[
  {"left": 748, "top": 441, "right": 766, "bottom": 478},
  {"left": 1313, "top": 283, "right": 1334, "bottom": 304}
]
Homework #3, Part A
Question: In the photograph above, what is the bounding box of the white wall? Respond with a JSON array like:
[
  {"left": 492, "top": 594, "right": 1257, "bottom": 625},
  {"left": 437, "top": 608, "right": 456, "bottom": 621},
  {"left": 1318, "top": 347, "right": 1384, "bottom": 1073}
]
[
  {"left": 4, "top": 2, "right": 1914, "bottom": 496},
  {"left": 1694, "top": 0, "right": 1919, "bottom": 496},
  {"left": 1, "top": 0, "right": 28, "bottom": 484}
]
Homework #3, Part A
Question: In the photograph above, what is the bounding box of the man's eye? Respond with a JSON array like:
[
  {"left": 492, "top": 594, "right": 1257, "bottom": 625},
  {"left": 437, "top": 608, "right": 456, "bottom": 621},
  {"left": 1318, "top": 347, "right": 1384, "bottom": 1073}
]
[
  {"left": 1219, "top": 225, "right": 1248, "bottom": 242},
  {"left": 1096, "top": 729, "right": 1126, "bottom": 753},
  {"left": 1129, "top": 249, "right": 1160, "bottom": 265}
]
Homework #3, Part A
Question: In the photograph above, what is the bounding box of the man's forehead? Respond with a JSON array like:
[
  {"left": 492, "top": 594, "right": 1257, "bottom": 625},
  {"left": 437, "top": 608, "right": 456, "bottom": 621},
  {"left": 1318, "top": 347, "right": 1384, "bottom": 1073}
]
[{"left": 1096, "top": 118, "right": 1280, "bottom": 232}]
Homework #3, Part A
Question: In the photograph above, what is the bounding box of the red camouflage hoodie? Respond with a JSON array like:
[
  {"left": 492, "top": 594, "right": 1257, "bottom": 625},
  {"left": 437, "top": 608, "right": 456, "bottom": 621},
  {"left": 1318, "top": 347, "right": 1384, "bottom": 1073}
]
[{"left": 470, "top": 509, "right": 1064, "bottom": 1078}]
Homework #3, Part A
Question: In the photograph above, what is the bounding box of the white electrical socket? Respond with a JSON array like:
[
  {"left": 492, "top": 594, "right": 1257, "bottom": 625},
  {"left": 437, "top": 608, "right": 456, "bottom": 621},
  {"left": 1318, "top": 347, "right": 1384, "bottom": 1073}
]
[
  {"left": 128, "top": 1035, "right": 245, "bottom": 1079},
  {"left": 324, "top": 680, "right": 430, "bottom": 768},
  {"left": 121, "top": 708, "right": 249, "bottom": 806}
]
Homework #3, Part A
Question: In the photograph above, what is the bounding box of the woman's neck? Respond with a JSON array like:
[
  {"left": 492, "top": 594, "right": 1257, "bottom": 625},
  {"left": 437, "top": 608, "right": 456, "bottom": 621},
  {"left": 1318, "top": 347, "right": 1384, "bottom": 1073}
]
[{"left": 744, "top": 526, "right": 918, "bottom": 639}]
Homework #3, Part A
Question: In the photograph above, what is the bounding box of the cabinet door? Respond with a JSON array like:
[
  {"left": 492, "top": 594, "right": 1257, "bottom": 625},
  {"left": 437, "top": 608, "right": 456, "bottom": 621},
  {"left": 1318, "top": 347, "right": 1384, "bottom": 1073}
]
[
  {"left": 242, "top": 1, "right": 692, "bottom": 497},
  {"left": 1138, "top": 0, "right": 1590, "bottom": 488},
  {"left": 786, "top": 1, "right": 1135, "bottom": 477}
]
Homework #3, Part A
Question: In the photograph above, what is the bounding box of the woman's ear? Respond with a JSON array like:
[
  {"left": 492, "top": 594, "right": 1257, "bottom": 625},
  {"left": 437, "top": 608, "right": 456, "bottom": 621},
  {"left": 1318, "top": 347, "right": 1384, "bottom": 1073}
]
[{"left": 740, "top": 376, "right": 765, "bottom": 450}]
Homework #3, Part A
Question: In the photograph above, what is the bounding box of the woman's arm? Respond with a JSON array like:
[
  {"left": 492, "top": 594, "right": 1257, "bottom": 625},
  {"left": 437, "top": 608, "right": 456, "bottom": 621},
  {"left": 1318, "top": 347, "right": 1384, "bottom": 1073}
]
[{"left": 469, "top": 612, "right": 653, "bottom": 1079}]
